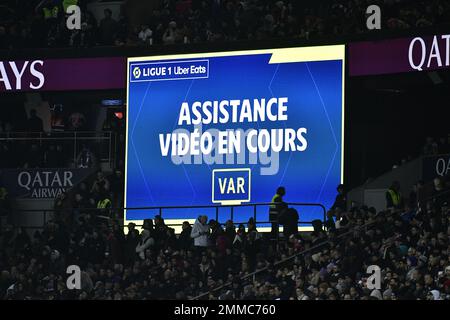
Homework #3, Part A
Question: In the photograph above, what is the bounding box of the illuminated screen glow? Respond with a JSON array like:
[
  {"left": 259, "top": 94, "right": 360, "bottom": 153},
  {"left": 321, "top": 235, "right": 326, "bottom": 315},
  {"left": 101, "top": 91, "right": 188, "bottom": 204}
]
[{"left": 125, "top": 46, "right": 345, "bottom": 230}]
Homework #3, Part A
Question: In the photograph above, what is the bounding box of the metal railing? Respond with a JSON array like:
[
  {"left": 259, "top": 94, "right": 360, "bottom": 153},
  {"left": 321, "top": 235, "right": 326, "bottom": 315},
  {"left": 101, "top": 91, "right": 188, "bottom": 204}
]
[
  {"left": 12, "top": 202, "right": 327, "bottom": 232},
  {"left": 126, "top": 202, "right": 326, "bottom": 225},
  {"left": 0, "top": 131, "right": 117, "bottom": 169}
]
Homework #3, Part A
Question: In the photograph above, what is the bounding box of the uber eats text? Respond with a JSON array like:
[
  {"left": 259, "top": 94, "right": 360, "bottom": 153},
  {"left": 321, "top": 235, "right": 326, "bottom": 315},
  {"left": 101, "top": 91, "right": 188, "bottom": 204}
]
[{"left": 158, "top": 97, "right": 308, "bottom": 175}]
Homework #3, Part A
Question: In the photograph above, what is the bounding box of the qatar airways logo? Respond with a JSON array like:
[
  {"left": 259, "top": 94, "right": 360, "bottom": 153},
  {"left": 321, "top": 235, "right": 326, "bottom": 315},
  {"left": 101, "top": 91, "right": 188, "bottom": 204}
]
[
  {"left": 0, "top": 60, "right": 45, "bottom": 91},
  {"left": 408, "top": 34, "right": 450, "bottom": 71}
]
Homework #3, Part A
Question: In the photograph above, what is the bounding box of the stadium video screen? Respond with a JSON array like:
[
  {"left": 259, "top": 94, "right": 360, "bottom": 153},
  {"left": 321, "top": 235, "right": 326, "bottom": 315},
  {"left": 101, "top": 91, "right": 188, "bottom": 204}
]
[{"left": 125, "top": 45, "right": 345, "bottom": 227}]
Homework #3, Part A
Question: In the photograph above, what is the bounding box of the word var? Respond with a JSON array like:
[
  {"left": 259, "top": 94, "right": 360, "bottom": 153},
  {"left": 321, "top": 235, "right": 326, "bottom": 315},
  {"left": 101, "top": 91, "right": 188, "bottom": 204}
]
[{"left": 218, "top": 177, "right": 246, "bottom": 194}]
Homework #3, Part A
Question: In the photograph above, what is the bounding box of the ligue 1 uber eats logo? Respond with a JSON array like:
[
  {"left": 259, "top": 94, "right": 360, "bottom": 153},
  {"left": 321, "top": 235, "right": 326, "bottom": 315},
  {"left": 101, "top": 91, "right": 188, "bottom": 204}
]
[{"left": 133, "top": 67, "right": 141, "bottom": 79}]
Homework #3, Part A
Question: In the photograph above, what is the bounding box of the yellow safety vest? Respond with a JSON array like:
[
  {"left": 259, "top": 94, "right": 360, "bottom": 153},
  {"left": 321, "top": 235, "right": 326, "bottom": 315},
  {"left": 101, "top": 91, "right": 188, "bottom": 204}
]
[
  {"left": 63, "top": 0, "right": 78, "bottom": 13},
  {"left": 43, "top": 6, "right": 59, "bottom": 19},
  {"left": 270, "top": 194, "right": 282, "bottom": 209},
  {"left": 0, "top": 188, "right": 7, "bottom": 200},
  {"left": 388, "top": 189, "right": 400, "bottom": 206},
  {"left": 97, "top": 198, "right": 111, "bottom": 209}
]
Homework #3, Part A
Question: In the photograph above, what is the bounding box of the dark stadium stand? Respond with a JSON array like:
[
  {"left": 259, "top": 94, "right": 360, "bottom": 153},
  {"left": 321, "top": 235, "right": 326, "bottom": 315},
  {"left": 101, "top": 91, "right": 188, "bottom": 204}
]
[{"left": 1, "top": 0, "right": 450, "bottom": 50}]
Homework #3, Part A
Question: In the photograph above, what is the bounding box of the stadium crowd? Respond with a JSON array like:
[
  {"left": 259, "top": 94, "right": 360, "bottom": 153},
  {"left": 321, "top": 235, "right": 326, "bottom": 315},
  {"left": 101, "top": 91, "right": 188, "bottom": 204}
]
[
  {"left": 0, "top": 175, "right": 449, "bottom": 300},
  {"left": 1, "top": 0, "right": 450, "bottom": 50},
  {"left": 1, "top": 0, "right": 450, "bottom": 303}
]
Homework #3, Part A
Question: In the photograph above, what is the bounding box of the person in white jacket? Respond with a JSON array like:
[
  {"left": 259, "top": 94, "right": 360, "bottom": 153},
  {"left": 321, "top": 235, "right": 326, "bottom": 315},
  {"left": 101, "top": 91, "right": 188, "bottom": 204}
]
[
  {"left": 135, "top": 229, "right": 154, "bottom": 260},
  {"left": 191, "top": 215, "right": 210, "bottom": 248}
]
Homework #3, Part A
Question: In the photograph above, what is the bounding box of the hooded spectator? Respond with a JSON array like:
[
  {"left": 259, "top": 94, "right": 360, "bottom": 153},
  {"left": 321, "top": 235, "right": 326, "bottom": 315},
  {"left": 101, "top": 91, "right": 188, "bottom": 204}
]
[{"left": 191, "top": 215, "right": 210, "bottom": 248}]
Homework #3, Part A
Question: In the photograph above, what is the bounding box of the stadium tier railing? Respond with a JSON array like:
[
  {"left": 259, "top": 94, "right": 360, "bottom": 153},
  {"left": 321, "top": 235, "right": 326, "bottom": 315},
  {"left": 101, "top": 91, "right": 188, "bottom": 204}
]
[
  {"left": 0, "top": 131, "right": 117, "bottom": 169},
  {"left": 12, "top": 202, "right": 327, "bottom": 233}
]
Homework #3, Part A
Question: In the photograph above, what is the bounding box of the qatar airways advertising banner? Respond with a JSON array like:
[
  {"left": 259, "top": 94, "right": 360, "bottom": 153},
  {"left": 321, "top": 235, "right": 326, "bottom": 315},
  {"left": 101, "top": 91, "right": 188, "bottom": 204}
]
[
  {"left": 0, "top": 57, "right": 125, "bottom": 92},
  {"left": 349, "top": 33, "right": 450, "bottom": 76},
  {"left": 125, "top": 46, "right": 345, "bottom": 228},
  {"left": 0, "top": 168, "right": 94, "bottom": 199}
]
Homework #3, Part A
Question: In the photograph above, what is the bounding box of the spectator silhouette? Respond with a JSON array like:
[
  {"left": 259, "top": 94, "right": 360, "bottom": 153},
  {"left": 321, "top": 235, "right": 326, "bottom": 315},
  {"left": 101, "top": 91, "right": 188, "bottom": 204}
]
[
  {"left": 178, "top": 221, "right": 193, "bottom": 250},
  {"left": 99, "top": 8, "right": 117, "bottom": 45},
  {"left": 269, "top": 186, "right": 288, "bottom": 239},
  {"left": 331, "top": 184, "right": 347, "bottom": 211},
  {"left": 27, "top": 109, "right": 43, "bottom": 132},
  {"left": 280, "top": 208, "right": 299, "bottom": 239},
  {"left": 386, "top": 181, "right": 403, "bottom": 210}
]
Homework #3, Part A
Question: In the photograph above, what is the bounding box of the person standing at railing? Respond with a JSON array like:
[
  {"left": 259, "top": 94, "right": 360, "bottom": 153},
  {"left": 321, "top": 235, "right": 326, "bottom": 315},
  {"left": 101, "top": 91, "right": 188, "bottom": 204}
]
[
  {"left": 153, "top": 215, "right": 169, "bottom": 245},
  {"left": 269, "top": 187, "right": 288, "bottom": 239},
  {"left": 26, "top": 109, "right": 44, "bottom": 133},
  {"left": 280, "top": 208, "right": 299, "bottom": 239},
  {"left": 124, "top": 222, "right": 139, "bottom": 266},
  {"left": 191, "top": 215, "right": 210, "bottom": 251},
  {"left": 331, "top": 184, "right": 347, "bottom": 211},
  {"left": 135, "top": 229, "right": 154, "bottom": 260},
  {"left": 223, "top": 220, "right": 236, "bottom": 245},
  {"left": 178, "top": 221, "right": 193, "bottom": 250}
]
